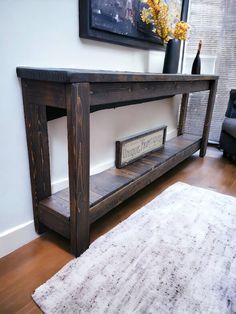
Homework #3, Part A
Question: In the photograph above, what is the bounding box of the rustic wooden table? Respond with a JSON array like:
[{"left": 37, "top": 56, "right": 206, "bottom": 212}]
[{"left": 17, "top": 68, "right": 218, "bottom": 256}]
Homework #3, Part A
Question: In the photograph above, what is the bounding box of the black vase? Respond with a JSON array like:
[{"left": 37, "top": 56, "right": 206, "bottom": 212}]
[{"left": 163, "top": 39, "right": 181, "bottom": 74}]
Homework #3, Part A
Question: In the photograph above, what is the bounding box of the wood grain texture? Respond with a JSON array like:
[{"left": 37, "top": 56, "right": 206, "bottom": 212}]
[
  {"left": 38, "top": 134, "right": 201, "bottom": 233},
  {"left": 17, "top": 67, "right": 218, "bottom": 83},
  {"left": 66, "top": 83, "right": 90, "bottom": 256},
  {"left": 22, "top": 80, "right": 51, "bottom": 234},
  {"left": 38, "top": 198, "right": 70, "bottom": 239},
  {"left": 22, "top": 80, "right": 66, "bottom": 108},
  {"left": 18, "top": 69, "right": 219, "bottom": 258},
  {"left": 89, "top": 81, "right": 210, "bottom": 109},
  {"left": 0, "top": 147, "right": 235, "bottom": 314},
  {"left": 90, "top": 137, "right": 201, "bottom": 223},
  {"left": 200, "top": 80, "right": 218, "bottom": 156}
]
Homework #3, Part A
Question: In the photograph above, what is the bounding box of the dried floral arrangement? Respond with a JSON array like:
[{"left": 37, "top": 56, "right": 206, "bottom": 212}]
[{"left": 140, "top": 0, "right": 190, "bottom": 44}]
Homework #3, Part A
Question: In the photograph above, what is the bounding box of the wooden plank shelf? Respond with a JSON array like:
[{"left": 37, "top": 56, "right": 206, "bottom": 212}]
[
  {"left": 38, "top": 134, "right": 201, "bottom": 239},
  {"left": 17, "top": 68, "right": 218, "bottom": 256}
]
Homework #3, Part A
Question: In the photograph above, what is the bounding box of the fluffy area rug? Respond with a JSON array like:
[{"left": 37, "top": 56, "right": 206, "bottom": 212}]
[{"left": 33, "top": 182, "right": 236, "bottom": 314}]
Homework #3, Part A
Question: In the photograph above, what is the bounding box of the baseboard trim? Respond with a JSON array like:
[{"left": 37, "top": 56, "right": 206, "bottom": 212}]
[{"left": 0, "top": 220, "right": 38, "bottom": 258}]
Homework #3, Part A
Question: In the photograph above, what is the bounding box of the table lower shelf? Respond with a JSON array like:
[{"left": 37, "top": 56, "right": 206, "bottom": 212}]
[{"left": 38, "top": 134, "right": 201, "bottom": 238}]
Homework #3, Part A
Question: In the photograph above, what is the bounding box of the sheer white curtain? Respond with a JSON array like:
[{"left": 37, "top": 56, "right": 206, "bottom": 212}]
[{"left": 183, "top": 0, "right": 236, "bottom": 142}]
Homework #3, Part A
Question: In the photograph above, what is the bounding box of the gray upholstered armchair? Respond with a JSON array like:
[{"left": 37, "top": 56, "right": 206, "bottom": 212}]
[{"left": 219, "top": 89, "right": 236, "bottom": 159}]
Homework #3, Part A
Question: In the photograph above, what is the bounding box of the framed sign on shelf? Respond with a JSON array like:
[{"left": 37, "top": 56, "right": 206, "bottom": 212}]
[
  {"left": 79, "top": 0, "right": 189, "bottom": 50},
  {"left": 116, "top": 126, "right": 167, "bottom": 168}
]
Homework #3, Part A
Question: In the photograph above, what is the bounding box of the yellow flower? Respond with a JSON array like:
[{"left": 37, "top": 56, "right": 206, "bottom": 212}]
[
  {"left": 140, "top": 0, "right": 190, "bottom": 44},
  {"left": 174, "top": 21, "right": 190, "bottom": 40}
]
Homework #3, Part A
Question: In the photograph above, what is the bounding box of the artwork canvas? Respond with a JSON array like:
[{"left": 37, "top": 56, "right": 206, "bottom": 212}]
[{"left": 79, "top": 0, "right": 189, "bottom": 50}]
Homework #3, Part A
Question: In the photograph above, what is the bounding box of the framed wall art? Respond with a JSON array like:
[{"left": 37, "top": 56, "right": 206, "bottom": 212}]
[{"left": 79, "top": 0, "right": 189, "bottom": 50}]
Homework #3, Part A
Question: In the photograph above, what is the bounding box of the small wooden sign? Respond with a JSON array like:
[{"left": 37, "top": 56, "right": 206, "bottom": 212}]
[{"left": 116, "top": 126, "right": 167, "bottom": 168}]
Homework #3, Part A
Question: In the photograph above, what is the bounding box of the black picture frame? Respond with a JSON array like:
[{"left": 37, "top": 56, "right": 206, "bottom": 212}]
[{"left": 79, "top": 0, "right": 189, "bottom": 50}]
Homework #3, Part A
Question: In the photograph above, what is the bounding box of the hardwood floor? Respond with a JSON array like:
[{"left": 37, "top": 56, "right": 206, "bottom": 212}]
[{"left": 0, "top": 146, "right": 235, "bottom": 314}]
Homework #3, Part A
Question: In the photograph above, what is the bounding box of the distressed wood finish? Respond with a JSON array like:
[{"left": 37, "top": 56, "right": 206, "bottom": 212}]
[
  {"left": 67, "top": 83, "right": 90, "bottom": 256},
  {"left": 90, "top": 137, "right": 201, "bottom": 223},
  {"left": 89, "top": 80, "right": 210, "bottom": 109},
  {"left": 38, "top": 134, "right": 201, "bottom": 237},
  {"left": 17, "top": 68, "right": 218, "bottom": 257},
  {"left": 200, "top": 80, "right": 218, "bottom": 156},
  {"left": 38, "top": 197, "right": 70, "bottom": 239},
  {"left": 22, "top": 79, "right": 66, "bottom": 108},
  {"left": 16, "top": 67, "right": 217, "bottom": 83},
  {"left": 21, "top": 80, "right": 52, "bottom": 234}
]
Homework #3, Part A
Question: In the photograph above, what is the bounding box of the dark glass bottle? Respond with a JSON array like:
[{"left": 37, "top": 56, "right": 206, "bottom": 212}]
[{"left": 191, "top": 40, "right": 202, "bottom": 74}]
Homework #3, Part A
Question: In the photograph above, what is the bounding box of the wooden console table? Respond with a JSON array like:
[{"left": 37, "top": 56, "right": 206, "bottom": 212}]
[{"left": 17, "top": 68, "right": 218, "bottom": 256}]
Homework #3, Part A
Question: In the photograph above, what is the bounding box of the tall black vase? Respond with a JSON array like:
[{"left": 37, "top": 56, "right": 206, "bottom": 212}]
[{"left": 163, "top": 39, "right": 181, "bottom": 74}]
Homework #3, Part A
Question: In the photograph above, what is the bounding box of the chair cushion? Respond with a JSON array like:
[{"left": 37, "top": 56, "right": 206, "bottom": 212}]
[{"left": 222, "top": 117, "right": 236, "bottom": 138}]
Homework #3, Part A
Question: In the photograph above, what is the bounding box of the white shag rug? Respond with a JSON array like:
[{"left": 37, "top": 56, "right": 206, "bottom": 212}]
[{"left": 33, "top": 182, "right": 236, "bottom": 314}]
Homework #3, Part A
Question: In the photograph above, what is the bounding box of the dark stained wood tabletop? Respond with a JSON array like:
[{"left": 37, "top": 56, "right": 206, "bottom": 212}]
[{"left": 17, "top": 67, "right": 218, "bottom": 83}]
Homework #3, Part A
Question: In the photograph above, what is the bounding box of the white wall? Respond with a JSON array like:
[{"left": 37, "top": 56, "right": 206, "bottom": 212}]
[{"left": 0, "top": 0, "right": 179, "bottom": 257}]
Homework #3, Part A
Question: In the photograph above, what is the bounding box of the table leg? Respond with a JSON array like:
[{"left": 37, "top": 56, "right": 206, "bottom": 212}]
[
  {"left": 22, "top": 80, "right": 51, "bottom": 234},
  {"left": 200, "top": 80, "right": 218, "bottom": 157},
  {"left": 66, "top": 83, "right": 90, "bottom": 257}
]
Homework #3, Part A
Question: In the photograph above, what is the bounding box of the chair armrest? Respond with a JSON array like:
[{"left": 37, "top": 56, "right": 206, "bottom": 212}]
[{"left": 225, "top": 89, "right": 236, "bottom": 118}]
